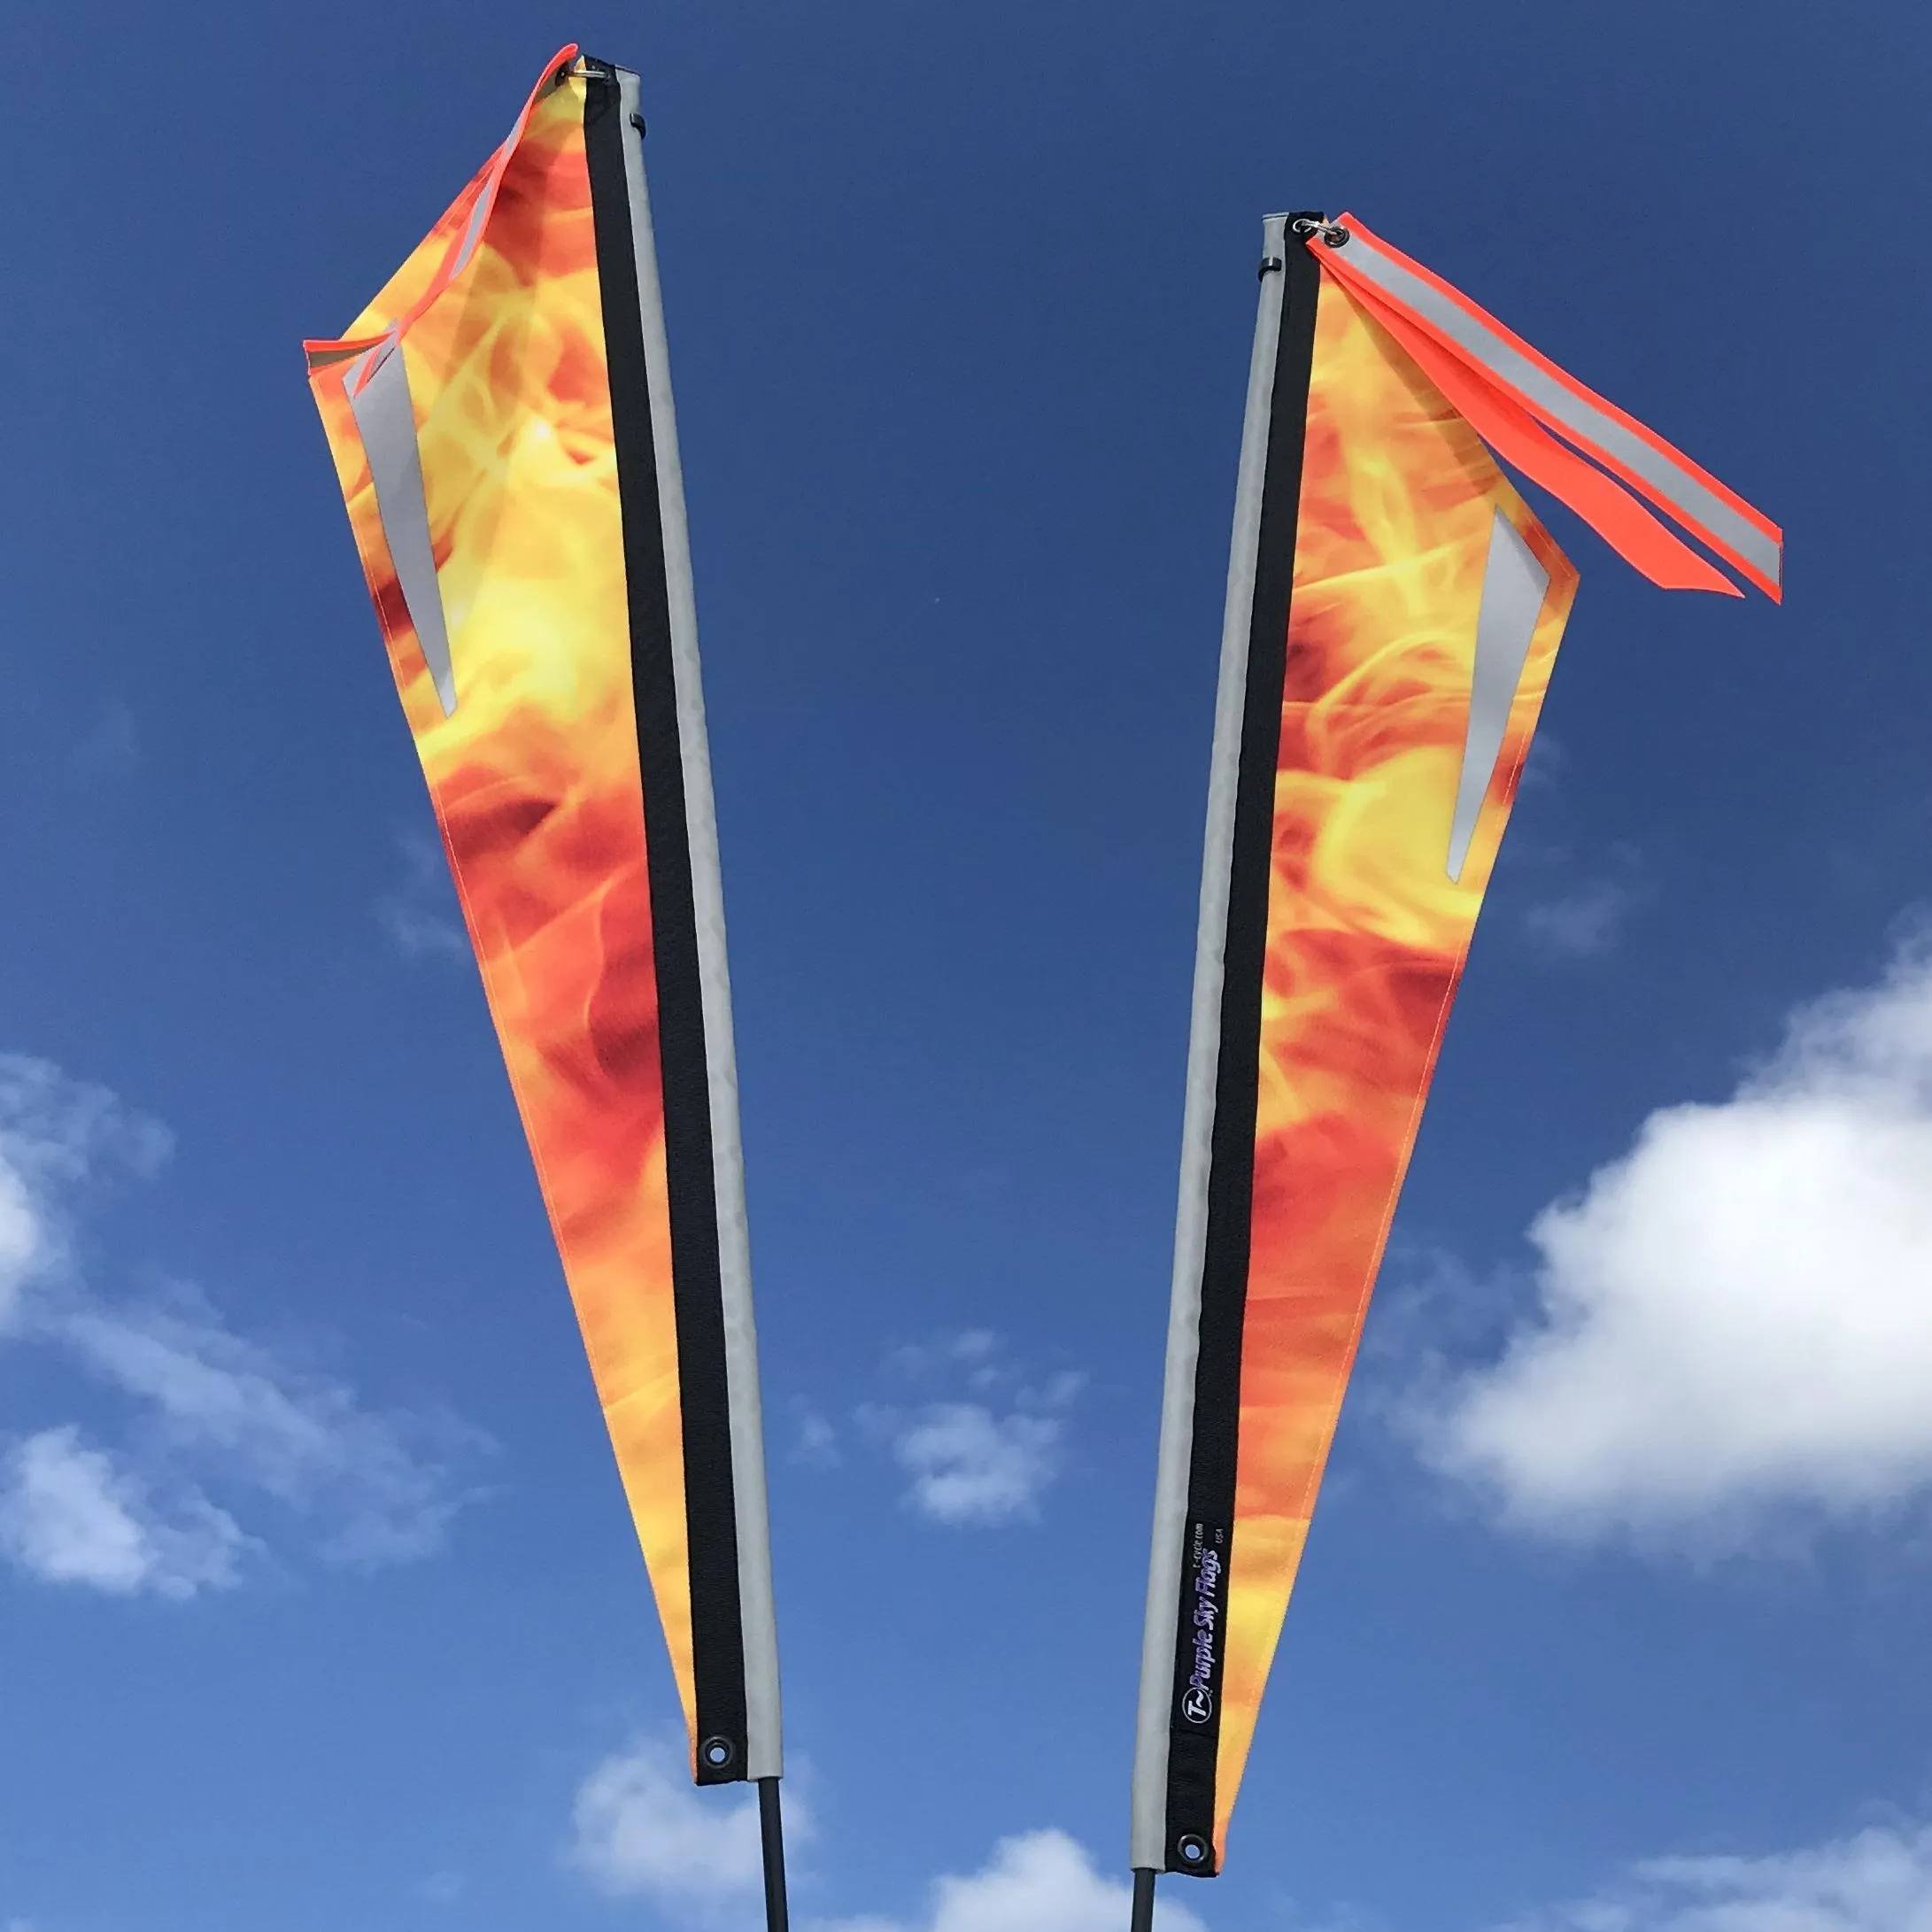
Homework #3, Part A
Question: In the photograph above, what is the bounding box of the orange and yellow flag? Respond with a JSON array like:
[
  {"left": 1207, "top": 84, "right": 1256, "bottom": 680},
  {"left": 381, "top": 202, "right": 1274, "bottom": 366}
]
[
  {"left": 304, "top": 50, "right": 780, "bottom": 1788},
  {"left": 1130, "top": 213, "right": 1780, "bottom": 1881}
]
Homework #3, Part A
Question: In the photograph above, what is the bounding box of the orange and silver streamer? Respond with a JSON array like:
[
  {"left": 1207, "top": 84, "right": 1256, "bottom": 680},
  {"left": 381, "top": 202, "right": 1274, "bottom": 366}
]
[
  {"left": 1130, "top": 213, "right": 1780, "bottom": 1882},
  {"left": 303, "top": 49, "right": 780, "bottom": 1787}
]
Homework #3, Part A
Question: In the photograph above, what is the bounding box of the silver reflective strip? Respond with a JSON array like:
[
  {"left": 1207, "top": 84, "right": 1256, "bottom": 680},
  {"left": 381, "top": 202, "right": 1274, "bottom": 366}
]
[
  {"left": 1448, "top": 510, "right": 1549, "bottom": 882},
  {"left": 1330, "top": 231, "right": 1781, "bottom": 591},
  {"left": 446, "top": 165, "right": 499, "bottom": 288},
  {"left": 346, "top": 343, "right": 458, "bottom": 715},
  {"left": 1128, "top": 214, "right": 1290, "bottom": 1874},
  {"left": 615, "top": 66, "right": 784, "bottom": 1783}
]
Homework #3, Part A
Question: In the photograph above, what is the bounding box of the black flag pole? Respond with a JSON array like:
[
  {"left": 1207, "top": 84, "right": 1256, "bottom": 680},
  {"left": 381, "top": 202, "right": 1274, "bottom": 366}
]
[
  {"left": 759, "top": 1779, "right": 791, "bottom": 1932},
  {"left": 1130, "top": 1866, "right": 1157, "bottom": 1932}
]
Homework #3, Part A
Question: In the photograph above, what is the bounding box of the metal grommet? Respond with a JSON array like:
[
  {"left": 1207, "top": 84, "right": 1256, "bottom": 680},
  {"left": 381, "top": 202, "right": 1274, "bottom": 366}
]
[
  {"left": 1176, "top": 1834, "right": 1210, "bottom": 1868},
  {"left": 1289, "top": 215, "right": 1350, "bottom": 248},
  {"left": 699, "top": 1736, "right": 737, "bottom": 1772}
]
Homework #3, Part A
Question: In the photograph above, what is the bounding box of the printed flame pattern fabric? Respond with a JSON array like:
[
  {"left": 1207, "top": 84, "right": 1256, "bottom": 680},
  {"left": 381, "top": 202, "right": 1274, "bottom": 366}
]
[
  {"left": 305, "top": 61, "right": 710, "bottom": 1752},
  {"left": 1140, "top": 216, "right": 1779, "bottom": 1877},
  {"left": 1203, "top": 272, "right": 1575, "bottom": 1865}
]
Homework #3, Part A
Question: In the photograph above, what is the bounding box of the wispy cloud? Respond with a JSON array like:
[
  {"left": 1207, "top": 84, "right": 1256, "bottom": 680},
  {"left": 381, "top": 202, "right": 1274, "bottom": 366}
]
[
  {"left": 792, "top": 1401, "right": 843, "bottom": 1470},
  {"left": 1497, "top": 737, "right": 1645, "bottom": 961},
  {"left": 1521, "top": 874, "right": 1640, "bottom": 959},
  {"left": 0, "top": 1054, "right": 171, "bottom": 1335},
  {"left": 1506, "top": 1814, "right": 1932, "bottom": 1932},
  {"left": 1414, "top": 937, "right": 1932, "bottom": 1550},
  {"left": 1519, "top": 730, "right": 1567, "bottom": 794},
  {"left": 886, "top": 1405, "right": 1063, "bottom": 1526},
  {"left": 375, "top": 829, "right": 468, "bottom": 962},
  {"left": 0, "top": 1425, "right": 245, "bottom": 1601},
  {"left": 809, "top": 1829, "right": 1206, "bottom": 1932},
  {"left": 0, "top": 1055, "right": 483, "bottom": 1598},
  {"left": 71, "top": 699, "right": 141, "bottom": 783},
  {"left": 61, "top": 1284, "right": 480, "bottom": 1568},
  {"left": 0, "top": 1155, "right": 45, "bottom": 1333},
  {"left": 857, "top": 1333, "right": 1084, "bottom": 1527},
  {"left": 1509, "top": 833, "right": 1647, "bottom": 961}
]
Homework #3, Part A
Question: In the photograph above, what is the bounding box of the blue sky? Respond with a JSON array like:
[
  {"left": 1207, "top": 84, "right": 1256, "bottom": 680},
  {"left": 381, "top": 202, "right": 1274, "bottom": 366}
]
[{"left": 3, "top": 2, "right": 1930, "bottom": 1929}]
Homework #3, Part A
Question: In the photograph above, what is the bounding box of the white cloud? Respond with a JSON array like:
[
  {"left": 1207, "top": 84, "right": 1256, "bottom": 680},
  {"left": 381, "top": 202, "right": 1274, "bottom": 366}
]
[
  {"left": 889, "top": 1404, "right": 1063, "bottom": 1526},
  {"left": 0, "top": 1055, "right": 168, "bottom": 1331},
  {"left": 568, "top": 1735, "right": 796, "bottom": 1916},
  {"left": 375, "top": 829, "right": 468, "bottom": 961},
  {"left": 859, "top": 1333, "right": 1084, "bottom": 1526},
  {"left": 1516, "top": 1818, "right": 1932, "bottom": 1932},
  {"left": 61, "top": 1287, "right": 477, "bottom": 1567},
  {"left": 1423, "top": 941, "right": 1932, "bottom": 1545},
  {"left": 0, "top": 1056, "right": 480, "bottom": 1596},
  {"left": 812, "top": 1830, "right": 1205, "bottom": 1932},
  {"left": 0, "top": 1426, "right": 244, "bottom": 1600},
  {"left": 0, "top": 1055, "right": 172, "bottom": 1190},
  {"left": 0, "top": 1158, "right": 42, "bottom": 1333}
]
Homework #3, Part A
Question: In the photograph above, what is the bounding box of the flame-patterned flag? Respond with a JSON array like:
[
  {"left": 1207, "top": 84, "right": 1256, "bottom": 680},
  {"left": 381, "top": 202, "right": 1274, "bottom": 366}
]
[
  {"left": 304, "top": 49, "right": 780, "bottom": 1787},
  {"left": 1130, "top": 213, "right": 1780, "bottom": 1880}
]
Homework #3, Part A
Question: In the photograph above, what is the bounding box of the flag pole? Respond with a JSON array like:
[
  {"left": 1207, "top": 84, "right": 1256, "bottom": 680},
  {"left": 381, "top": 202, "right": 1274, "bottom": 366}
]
[
  {"left": 614, "top": 69, "right": 792, "bottom": 1927},
  {"left": 759, "top": 1777, "right": 791, "bottom": 1932},
  {"left": 1125, "top": 212, "right": 1297, "bottom": 1896}
]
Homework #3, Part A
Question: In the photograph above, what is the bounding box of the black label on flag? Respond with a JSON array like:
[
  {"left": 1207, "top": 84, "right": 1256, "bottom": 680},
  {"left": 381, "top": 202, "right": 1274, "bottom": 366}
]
[
  {"left": 1173, "top": 1518, "right": 1231, "bottom": 1731},
  {"left": 1163, "top": 1518, "right": 1231, "bottom": 1872}
]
